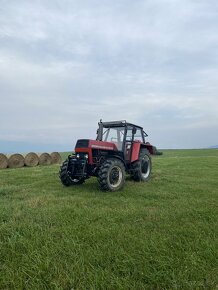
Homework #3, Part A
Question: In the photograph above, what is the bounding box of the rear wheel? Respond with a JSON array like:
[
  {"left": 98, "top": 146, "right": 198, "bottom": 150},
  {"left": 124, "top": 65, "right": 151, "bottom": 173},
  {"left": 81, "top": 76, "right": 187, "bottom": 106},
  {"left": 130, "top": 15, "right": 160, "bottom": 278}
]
[
  {"left": 98, "top": 158, "right": 125, "bottom": 191},
  {"left": 59, "top": 159, "right": 85, "bottom": 186},
  {"left": 130, "top": 148, "right": 152, "bottom": 181}
]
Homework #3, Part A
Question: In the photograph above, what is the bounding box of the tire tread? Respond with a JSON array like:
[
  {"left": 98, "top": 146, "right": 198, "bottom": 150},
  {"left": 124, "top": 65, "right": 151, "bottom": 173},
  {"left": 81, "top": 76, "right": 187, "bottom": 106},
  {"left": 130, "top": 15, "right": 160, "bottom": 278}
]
[
  {"left": 130, "top": 148, "right": 151, "bottom": 182},
  {"left": 98, "top": 158, "right": 125, "bottom": 191}
]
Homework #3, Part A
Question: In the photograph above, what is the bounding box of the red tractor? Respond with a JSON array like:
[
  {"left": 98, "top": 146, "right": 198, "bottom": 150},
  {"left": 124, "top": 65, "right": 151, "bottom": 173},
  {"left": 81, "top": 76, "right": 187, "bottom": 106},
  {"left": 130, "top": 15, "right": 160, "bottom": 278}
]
[{"left": 59, "top": 120, "right": 156, "bottom": 191}]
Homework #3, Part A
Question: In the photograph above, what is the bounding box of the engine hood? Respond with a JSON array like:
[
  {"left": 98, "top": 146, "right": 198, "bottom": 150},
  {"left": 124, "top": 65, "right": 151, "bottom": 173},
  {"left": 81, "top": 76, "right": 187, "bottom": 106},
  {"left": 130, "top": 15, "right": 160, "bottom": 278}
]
[{"left": 75, "top": 139, "right": 118, "bottom": 151}]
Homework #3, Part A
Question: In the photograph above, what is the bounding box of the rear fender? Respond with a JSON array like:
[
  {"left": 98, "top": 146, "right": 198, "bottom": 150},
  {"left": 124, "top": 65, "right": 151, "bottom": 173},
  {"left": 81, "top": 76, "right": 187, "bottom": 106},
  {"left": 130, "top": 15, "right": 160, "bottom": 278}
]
[
  {"left": 131, "top": 143, "right": 154, "bottom": 162},
  {"left": 144, "top": 144, "right": 154, "bottom": 155}
]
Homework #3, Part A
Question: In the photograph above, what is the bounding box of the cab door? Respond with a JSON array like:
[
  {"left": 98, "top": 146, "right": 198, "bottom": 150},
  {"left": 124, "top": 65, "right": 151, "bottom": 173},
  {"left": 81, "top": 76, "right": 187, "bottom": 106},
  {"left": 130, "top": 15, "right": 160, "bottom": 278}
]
[
  {"left": 124, "top": 127, "right": 144, "bottom": 161},
  {"left": 124, "top": 127, "right": 134, "bottom": 161}
]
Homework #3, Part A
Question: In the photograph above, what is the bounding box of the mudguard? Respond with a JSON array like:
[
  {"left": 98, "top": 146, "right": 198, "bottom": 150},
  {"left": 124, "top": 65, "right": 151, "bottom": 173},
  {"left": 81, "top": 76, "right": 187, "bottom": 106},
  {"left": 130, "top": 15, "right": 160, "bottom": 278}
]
[{"left": 131, "top": 142, "right": 154, "bottom": 162}]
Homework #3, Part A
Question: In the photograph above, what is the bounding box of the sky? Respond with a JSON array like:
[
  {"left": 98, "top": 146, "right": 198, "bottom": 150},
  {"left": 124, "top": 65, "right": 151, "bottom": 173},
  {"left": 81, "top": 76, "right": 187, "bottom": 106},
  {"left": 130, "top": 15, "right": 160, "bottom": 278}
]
[{"left": 0, "top": 0, "right": 218, "bottom": 153}]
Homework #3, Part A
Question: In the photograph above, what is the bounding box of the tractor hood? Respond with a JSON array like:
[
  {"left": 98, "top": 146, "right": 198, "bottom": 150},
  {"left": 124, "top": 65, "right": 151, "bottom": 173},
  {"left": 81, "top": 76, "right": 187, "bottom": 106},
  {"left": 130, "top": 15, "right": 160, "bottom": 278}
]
[{"left": 75, "top": 139, "right": 118, "bottom": 151}]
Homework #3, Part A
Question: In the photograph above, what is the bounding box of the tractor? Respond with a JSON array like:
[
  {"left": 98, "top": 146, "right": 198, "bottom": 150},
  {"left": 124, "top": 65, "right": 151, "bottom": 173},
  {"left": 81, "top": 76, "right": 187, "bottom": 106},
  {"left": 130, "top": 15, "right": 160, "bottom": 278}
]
[{"left": 59, "top": 120, "right": 156, "bottom": 191}]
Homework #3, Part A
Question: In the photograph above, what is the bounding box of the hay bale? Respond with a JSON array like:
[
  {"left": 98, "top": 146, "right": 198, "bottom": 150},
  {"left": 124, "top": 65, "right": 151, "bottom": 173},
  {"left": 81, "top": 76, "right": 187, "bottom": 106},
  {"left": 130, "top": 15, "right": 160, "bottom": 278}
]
[
  {"left": 8, "top": 154, "right": 25, "bottom": 168},
  {"left": 24, "top": 152, "right": 39, "bottom": 167},
  {"left": 0, "top": 153, "right": 8, "bottom": 169},
  {"left": 39, "top": 153, "right": 52, "bottom": 166},
  {"left": 50, "top": 152, "right": 62, "bottom": 164}
]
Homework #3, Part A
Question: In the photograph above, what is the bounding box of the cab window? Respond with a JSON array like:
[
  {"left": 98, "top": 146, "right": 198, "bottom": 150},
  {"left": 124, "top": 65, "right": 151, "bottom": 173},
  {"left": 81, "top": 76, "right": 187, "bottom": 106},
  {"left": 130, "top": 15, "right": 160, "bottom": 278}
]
[
  {"left": 134, "top": 128, "right": 143, "bottom": 142},
  {"left": 103, "top": 127, "right": 124, "bottom": 150}
]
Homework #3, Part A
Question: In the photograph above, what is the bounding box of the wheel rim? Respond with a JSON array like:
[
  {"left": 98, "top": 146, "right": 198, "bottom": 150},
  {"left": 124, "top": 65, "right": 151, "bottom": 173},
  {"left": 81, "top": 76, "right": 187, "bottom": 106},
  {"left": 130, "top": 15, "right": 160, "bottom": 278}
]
[
  {"left": 141, "top": 155, "right": 151, "bottom": 179},
  {"left": 109, "top": 166, "right": 123, "bottom": 188}
]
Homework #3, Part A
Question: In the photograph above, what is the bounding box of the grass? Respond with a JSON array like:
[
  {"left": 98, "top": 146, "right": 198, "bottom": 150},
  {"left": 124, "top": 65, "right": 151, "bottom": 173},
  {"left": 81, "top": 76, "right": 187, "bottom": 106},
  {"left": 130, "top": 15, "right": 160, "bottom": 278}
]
[{"left": 0, "top": 149, "right": 217, "bottom": 289}]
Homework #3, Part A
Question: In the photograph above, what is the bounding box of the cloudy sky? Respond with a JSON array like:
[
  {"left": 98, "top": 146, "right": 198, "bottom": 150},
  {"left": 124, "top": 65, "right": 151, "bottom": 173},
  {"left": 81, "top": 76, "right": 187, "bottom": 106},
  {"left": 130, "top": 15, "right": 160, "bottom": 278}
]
[{"left": 0, "top": 0, "right": 218, "bottom": 152}]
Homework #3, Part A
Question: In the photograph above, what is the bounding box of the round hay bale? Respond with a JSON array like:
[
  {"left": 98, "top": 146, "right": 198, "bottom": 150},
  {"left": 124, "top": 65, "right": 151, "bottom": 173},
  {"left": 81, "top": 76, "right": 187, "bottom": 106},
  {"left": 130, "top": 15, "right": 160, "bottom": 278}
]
[
  {"left": 39, "top": 153, "right": 52, "bottom": 166},
  {"left": 24, "top": 152, "right": 39, "bottom": 167},
  {"left": 0, "top": 153, "right": 8, "bottom": 169},
  {"left": 8, "top": 154, "right": 25, "bottom": 168},
  {"left": 50, "top": 152, "right": 62, "bottom": 164}
]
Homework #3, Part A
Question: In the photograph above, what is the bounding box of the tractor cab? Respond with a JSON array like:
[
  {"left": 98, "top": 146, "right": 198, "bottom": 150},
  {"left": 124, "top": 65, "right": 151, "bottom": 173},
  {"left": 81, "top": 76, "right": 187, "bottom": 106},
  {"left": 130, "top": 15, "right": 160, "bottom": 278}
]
[{"left": 96, "top": 120, "right": 152, "bottom": 162}]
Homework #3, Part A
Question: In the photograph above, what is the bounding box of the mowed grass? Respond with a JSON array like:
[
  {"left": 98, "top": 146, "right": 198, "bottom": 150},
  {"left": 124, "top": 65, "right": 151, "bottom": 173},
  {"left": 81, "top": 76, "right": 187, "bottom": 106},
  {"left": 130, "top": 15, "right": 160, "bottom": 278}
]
[{"left": 0, "top": 150, "right": 217, "bottom": 289}]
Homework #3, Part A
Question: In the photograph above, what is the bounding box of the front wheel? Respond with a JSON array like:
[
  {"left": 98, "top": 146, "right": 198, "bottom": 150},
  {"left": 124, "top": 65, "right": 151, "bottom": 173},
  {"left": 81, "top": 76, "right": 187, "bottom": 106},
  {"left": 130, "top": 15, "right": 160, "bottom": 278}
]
[
  {"left": 59, "top": 159, "right": 85, "bottom": 186},
  {"left": 130, "top": 148, "right": 152, "bottom": 182},
  {"left": 98, "top": 158, "right": 126, "bottom": 191}
]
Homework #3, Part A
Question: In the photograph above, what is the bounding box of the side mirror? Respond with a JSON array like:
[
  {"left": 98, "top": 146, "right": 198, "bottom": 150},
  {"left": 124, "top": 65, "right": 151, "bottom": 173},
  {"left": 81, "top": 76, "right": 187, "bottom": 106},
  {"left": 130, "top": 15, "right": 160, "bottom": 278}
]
[
  {"left": 132, "top": 127, "right": 137, "bottom": 135},
  {"left": 143, "top": 131, "right": 148, "bottom": 137}
]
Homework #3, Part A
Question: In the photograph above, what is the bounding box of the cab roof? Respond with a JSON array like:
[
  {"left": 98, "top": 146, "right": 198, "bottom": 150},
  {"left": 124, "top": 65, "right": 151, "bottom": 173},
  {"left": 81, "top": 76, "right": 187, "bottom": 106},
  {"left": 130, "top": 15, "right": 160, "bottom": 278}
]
[{"left": 100, "top": 120, "right": 143, "bottom": 129}]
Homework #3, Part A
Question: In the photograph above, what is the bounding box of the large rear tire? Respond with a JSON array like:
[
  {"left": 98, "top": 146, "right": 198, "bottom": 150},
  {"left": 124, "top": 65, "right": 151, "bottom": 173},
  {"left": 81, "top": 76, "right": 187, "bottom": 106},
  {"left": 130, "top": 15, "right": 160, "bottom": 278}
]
[
  {"left": 130, "top": 148, "right": 152, "bottom": 182},
  {"left": 98, "top": 158, "right": 125, "bottom": 191},
  {"left": 59, "top": 159, "right": 85, "bottom": 186}
]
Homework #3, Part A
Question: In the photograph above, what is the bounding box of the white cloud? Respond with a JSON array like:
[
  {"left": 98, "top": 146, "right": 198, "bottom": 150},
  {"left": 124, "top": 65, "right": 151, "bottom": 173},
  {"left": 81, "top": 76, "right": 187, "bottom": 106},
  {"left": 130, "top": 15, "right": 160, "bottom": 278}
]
[{"left": 0, "top": 0, "right": 218, "bottom": 150}]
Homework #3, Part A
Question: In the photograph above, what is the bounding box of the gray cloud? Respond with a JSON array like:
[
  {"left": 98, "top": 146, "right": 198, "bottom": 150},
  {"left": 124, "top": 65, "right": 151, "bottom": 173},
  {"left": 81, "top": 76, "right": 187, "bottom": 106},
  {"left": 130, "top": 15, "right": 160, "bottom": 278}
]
[{"left": 0, "top": 0, "right": 218, "bottom": 151}]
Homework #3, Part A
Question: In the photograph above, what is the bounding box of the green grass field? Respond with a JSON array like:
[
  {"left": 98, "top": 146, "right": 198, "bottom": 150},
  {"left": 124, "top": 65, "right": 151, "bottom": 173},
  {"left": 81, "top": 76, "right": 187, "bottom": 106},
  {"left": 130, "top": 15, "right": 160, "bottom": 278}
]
[{"left": 0, "top": 149, "right": 217, "bottom": 289}]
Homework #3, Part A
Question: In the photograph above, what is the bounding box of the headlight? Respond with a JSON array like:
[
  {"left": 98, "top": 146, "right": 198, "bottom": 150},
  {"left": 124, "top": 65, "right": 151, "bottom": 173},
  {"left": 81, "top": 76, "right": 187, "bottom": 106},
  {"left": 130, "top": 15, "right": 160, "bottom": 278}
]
[
  {"left": 85, "top": 154, "right": 88, "bottom": 159},
  {"left": 76, "top": 154, "right": 80, "bottom": 158}
]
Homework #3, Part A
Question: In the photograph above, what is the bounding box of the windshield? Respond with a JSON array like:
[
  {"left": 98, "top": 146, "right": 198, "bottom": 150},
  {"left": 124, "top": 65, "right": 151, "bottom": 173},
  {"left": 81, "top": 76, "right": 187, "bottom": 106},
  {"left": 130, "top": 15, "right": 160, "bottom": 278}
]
[{"left": 103, "top": 127, "right": 124, "bottom": 150}]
